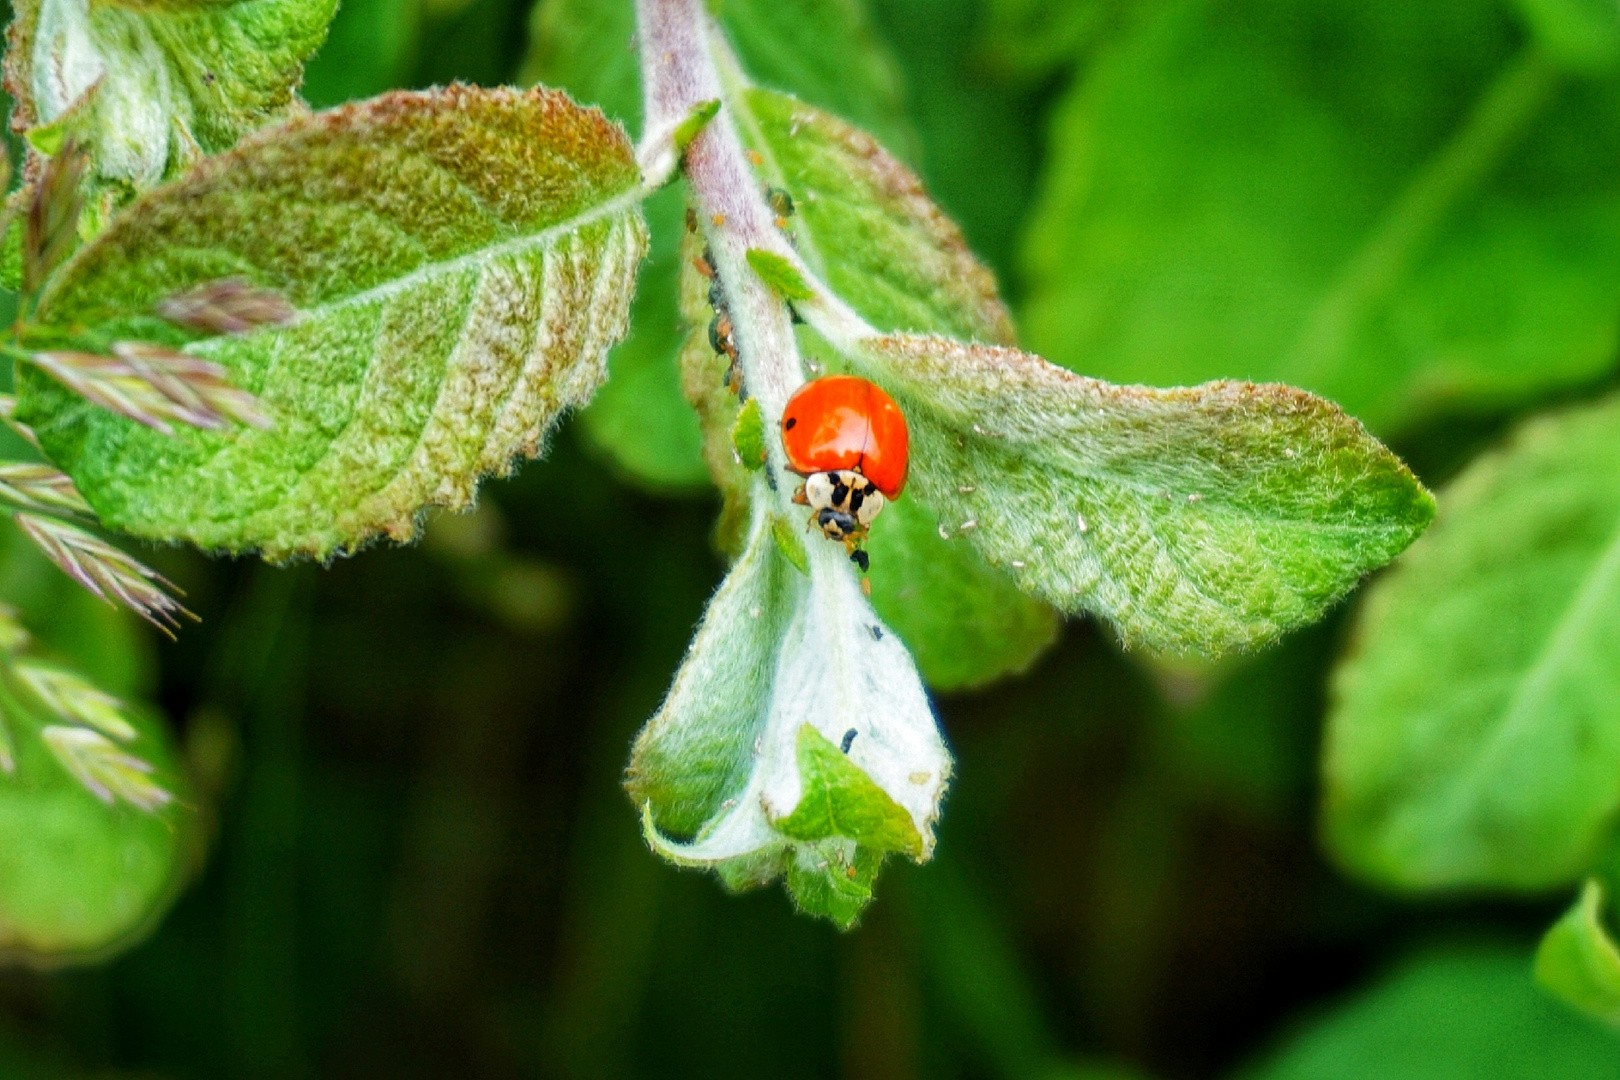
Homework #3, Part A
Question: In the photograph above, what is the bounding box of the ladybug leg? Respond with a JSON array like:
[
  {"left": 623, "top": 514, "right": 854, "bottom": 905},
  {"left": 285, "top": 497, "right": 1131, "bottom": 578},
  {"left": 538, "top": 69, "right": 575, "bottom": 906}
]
[{"left": 791, "top": 485, "right": 809, "bottom": 506}]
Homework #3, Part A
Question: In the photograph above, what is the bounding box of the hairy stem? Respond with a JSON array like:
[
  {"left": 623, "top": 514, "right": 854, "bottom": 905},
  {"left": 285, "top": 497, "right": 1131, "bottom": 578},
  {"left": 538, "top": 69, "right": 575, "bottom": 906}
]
[{"left": 637, "top": 0, "right": 804, "bottom": 475}]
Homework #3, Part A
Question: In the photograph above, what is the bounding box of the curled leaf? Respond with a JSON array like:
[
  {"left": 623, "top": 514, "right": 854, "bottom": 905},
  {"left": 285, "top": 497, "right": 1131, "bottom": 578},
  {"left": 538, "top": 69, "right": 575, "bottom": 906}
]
[
  {"left": 848, "top": 334, "right": 1434, "bottom": 655},
  {"left": 6, "top": 0, "right": 337, "bottom": 192},
  {"left": 629, "top": 502, "right": 950, "bottom": 927}
]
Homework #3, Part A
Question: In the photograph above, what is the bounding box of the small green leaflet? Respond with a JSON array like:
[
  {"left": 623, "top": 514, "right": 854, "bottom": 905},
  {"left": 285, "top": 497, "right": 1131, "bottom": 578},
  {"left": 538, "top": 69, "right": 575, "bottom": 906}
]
[
  {"left": 1536, "top": 879, "right": 1620, "bottom": 1026},
  {"left": 1325, "top": 392, "right": 1620, "bottom": 889},
  {"left": 774, "top": 724, "right": 923, "bottom": 857},
  {"left": 6, "top": 0, "right": 338, "bottom": 191},
  {"left": 17, "top": 86, "right": 648, "bottom": 561}
]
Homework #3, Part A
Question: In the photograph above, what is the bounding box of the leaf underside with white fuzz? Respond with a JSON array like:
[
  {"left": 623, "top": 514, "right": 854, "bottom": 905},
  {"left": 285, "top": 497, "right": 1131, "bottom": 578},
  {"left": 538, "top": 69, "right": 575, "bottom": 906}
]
[
  {"left": 727, "top": 88, "right": 1058, "bottom": 688},
  {"left": 1325, "top": 393, "right": 1620, "bottom": 889},
  {"left": 852, "top": 335, "right": 1435, "bottom": 656},
  {"left": 629, "top": 509, "right": 950, "bottom": 927},
  {"left": 16, "top": 85, "right": 648, "bottom": 561},
  {"left": 5, "top": 0, "right": 338, "bottom": 191}
]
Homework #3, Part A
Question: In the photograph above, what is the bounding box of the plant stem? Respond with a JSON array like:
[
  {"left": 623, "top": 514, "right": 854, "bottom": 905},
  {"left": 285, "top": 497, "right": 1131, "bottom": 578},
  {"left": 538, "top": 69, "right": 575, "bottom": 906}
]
[{"left": 637, "top": 0, "right": 804, "bottom": 472}]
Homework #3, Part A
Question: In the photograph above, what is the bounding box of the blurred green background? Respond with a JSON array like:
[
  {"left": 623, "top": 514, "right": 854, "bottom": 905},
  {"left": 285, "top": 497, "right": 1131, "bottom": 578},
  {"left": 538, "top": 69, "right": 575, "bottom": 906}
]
[{"left": 5, "top": 0, "right": 1620, "bottom": 1076}]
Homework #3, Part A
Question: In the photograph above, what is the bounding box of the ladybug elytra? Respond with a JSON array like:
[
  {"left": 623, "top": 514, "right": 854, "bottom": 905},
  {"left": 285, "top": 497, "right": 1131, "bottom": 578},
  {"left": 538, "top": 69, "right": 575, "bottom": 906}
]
[{"left": 781, "top": 375, "right": 909, "bottom": 560}]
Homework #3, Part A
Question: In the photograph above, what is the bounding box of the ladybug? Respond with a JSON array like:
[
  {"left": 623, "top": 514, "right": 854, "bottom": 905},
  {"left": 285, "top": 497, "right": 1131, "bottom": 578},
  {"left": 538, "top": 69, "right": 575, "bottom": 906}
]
[{"left": 781, "top": 375, "right": 909, "bottom": 559}]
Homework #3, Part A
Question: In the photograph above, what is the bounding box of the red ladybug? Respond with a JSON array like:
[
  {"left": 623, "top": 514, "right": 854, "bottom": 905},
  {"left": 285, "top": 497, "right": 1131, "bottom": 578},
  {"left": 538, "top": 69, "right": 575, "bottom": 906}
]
[{"left": 782, "top": 375, "right": 909, "bottom": 559}]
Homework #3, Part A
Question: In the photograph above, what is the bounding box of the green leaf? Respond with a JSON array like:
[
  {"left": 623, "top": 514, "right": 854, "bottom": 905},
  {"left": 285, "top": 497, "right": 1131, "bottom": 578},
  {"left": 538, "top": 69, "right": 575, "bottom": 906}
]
[
  {"left": 1021, "top": 0, "right": 1620, "bottom": 434},
  {"left": 980, "top": 0, "right": 1119, "bottom": 83},
  {"left": 852, "top": 335, "right": 1434, "bottom": 656},
  {"left": 736, "top": 88, "right": 1011, "bottom": 346},
  {"left": 1324, "top": 393, "right": 1620, "bottom": 889},
  {"left": 775, "top": 724, "right": 923, "bottom": 856},
  {"left": 0, "top": 680, "right": 188, "bottom": 961},
  {"left": 1537, "top": 879, "right": 1620, "bottom": 1026},
  {"left": 630, "top": 504, "right": 950, "bottom": 926},
  {"left": 6, "top": 0, "right": 338, "bottom": 191},
  {"left": 16, "top": 86, "right": 649, "bottom": 561},
  {"left": 709, "top": 0, "right": 916, "bottom": 158},
  {"left": 784, "top": 842, "right": 884, "bottom": 930},
  {"left": 1515, "top": 0, "right": 1620, "bottom": 73},
  {"left": 520, "top": 0, "right": 643, "bottom": 127},
  {"left": 730, "top": 88, "right": 1058, "bottom": 686},
  {"left": 1237, "top": 946, "right": 1620, "bottom": 1080}
]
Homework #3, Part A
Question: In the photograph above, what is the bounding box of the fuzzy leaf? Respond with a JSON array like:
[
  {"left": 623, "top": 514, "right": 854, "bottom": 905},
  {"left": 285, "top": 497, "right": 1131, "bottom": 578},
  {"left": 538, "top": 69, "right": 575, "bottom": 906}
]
[
  {"left": 1021, "top": 0, "right": 1620, "bottom": 434},
  {"left": 850, "top": 335, "right": 1434, "bottom": 656},
  {"left": 729, "top": 88, "right": 1058, "bottom": 686},
  {"left": 5, "top": 0, "right": 338, "bottom": 191},
  {"left": 1536, "top": 879, "right": 1620, "bottom": 1026},
  {"left": 15, "top": 86, "right": 648, "bottom": 560},
  {"left": 630, "top": 505, "right": 950, "bottom": 926},
  {"left": 737, "top": 88, "right": 1011, "bottom": 345},
  {"left": 1324, "top": 393, "right": 1620, "bottom": 889}
]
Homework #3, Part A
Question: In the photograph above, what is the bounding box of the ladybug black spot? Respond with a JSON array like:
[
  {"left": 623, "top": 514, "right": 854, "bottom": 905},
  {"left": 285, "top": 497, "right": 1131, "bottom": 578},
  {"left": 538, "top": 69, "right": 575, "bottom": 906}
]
[{"left": 784, "top": 416, "right": 797, "bottom": 430}]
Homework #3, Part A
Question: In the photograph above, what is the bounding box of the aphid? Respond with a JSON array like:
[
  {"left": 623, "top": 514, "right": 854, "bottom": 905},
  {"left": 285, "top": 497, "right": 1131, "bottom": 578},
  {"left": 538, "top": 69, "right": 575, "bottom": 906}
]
[
  {"left": 782, "top": 375, "right": 909, "bottom": 564},
  {"left": 766, "top": 187, "right": 795, "bottom": 228},
  {"left": 840, "top": 729, "right": 857, "bottom": 753}
]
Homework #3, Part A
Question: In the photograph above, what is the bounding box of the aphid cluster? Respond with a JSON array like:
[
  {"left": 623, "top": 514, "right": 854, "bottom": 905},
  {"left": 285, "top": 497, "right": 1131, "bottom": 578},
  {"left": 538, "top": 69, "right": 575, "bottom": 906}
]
[{"left": 688, "top": 207, "right": 745, "bottom": 399}]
